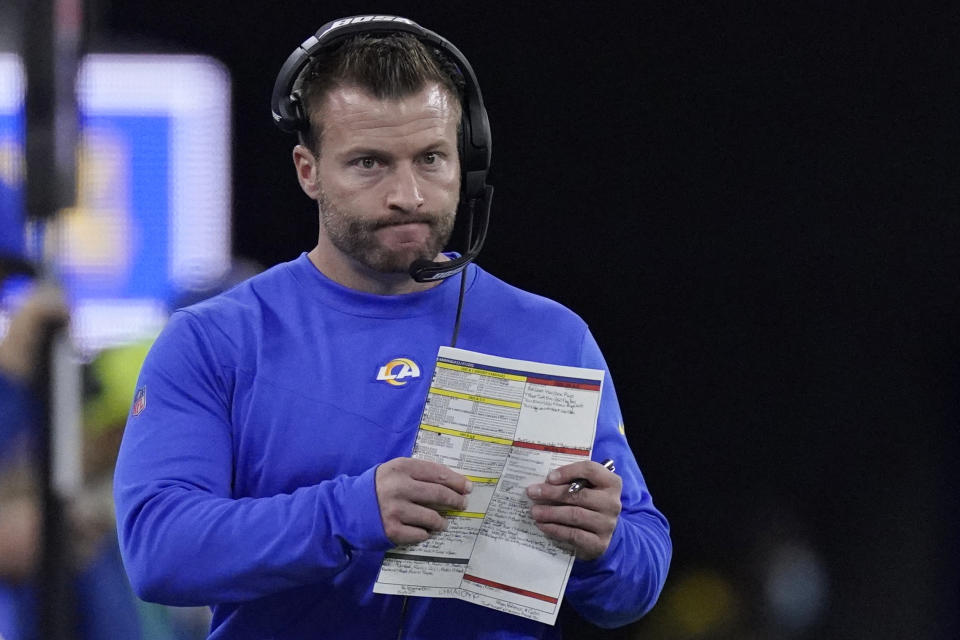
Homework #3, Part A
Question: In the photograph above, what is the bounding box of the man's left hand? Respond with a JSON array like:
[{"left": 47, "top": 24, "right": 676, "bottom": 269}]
[{"left": 525, "top": 460, "right": 622, "bottom": 562}]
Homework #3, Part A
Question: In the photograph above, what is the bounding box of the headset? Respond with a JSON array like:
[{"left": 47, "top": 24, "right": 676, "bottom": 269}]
[{"left": 271, "top": 15, "right": 493, "bottom": 283}]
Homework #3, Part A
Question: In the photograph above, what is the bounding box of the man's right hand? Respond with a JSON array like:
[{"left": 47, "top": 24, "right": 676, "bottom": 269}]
[{"left": 375, "top": 458, "right": 472, "bottom": 545}]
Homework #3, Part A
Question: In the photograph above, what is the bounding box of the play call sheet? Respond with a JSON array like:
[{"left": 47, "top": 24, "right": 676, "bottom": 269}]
[{"left": 373, "top": 346, "right": 604, "bottom": 625}]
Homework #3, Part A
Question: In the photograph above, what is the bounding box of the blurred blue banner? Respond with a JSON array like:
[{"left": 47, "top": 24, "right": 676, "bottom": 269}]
[{"left": 0, "top": 53, "right": 231, "bottom": 354}]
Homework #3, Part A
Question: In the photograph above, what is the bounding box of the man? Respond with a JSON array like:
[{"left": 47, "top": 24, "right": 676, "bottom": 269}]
[{"left": 114, "top": 17, "right": 671, "bottom": 639}]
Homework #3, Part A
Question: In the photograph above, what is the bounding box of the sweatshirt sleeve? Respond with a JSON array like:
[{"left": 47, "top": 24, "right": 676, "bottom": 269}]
[
  {"left": 563, "top": 328, "right": 672, "bottom": 627},
  {"left": 113, "top": 311, "right": 392, "bottom": 606}
]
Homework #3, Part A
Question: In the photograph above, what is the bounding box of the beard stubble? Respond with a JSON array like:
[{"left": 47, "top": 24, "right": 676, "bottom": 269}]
[{"left": 317, "top": 190, "right": 457, "bottom": 274}]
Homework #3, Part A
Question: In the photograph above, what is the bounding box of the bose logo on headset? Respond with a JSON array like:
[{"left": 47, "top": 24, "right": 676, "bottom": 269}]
[{"left": 327, "top": 16, "right": 415, "bottom": 31}]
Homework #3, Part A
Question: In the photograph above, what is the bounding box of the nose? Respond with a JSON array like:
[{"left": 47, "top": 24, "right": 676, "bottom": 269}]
[{"left": 384, "top": 163, "right": 424, "bottom": 212}]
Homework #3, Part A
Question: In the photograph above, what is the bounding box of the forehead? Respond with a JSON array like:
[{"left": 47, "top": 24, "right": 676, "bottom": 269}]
[{"left": 316, "top": 82, "right": 460, "bottom": 149}]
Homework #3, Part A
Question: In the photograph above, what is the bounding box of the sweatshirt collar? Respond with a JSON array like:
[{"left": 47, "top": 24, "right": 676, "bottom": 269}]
[{"left": 287, "top": 252, "right": 477, "bottom": 319}]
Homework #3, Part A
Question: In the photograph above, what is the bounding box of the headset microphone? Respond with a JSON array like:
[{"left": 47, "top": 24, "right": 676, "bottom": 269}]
[{"left": 408, "top": 185, "right": 492, "bottom": 282}]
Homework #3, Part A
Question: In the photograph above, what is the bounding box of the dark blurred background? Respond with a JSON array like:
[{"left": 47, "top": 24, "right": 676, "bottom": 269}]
[{"left": 16, "top": 1, "right": 960, "bottom": 638}]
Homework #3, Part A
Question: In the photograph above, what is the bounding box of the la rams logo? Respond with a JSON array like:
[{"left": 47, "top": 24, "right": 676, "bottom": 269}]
[{"left": 376, "top": 358, "right": 421, "bottom": 387}]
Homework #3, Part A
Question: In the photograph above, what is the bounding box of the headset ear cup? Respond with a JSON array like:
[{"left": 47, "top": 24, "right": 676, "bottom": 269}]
[
  {"left": 459, "top": 120, "right": 475, "bottom": 199},
  {"left": 291, "top": 89, "right": 306, "bottom": 132},
  {"left": 457, "top": 115, "right": 467, "bottom": 179},
  {"left": 275, "top": 94, "right": 301, "bottom": 133}
]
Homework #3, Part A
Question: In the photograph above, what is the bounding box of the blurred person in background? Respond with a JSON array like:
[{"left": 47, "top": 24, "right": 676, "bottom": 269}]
[
  {"left": 0, "top": 294, "right": 208, "bottom": 639},
  {"left": 0, "top": 283, "right": 69, "bottom": 639},
  {"left": 0, "top": 283, "right": 68, "bottom": 456}
]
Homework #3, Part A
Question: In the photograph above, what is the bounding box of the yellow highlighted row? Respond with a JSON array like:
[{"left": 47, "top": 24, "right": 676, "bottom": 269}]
[
  {"left": 437, "top": 361, "right": 526, "bottom": 382},
  {"left": 420, "top": 423, "right": 513, "bottom": 446},
  {"left": 429, "top": 387, "right": 522, "bottom": 409},
  {"left": 463, "top": 475, "right": 499, "bottom": 484},
  {"left": 442, "top": 510, "right": 485, "bottom": 519}
]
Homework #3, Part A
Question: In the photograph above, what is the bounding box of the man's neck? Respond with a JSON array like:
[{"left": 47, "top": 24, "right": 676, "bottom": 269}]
[{"left": 306, "top": 246, "right": 445, "bottom": 295}]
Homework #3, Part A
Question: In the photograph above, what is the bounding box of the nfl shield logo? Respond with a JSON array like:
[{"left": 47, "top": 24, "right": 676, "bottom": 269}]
[{"left": 132, "top": 386, "right": 147, "bottom": 416}]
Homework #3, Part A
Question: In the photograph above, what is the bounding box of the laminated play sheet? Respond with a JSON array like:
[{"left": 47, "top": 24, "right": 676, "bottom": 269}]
[{"left": 373, "top": 347, "right": 603, "bottom": 625}]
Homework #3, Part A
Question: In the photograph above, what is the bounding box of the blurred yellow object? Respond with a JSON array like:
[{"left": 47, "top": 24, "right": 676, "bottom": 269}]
[
  {"left": 660, "top": 569, "right": 739, "bottom": 636},
  {"left": 83, "top": 340, "right": 153, "bottom": 437}
]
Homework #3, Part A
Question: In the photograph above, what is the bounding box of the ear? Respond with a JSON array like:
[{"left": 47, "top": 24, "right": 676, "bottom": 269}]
[{"left": 292, "top": 144, "right": 321, "bottom": 200}]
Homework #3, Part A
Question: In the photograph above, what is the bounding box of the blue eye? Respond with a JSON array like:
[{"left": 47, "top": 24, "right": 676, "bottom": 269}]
[
  {"left": 423, "top": 152, "right": 437, "bottom": 165},
  {"left": 358, "top": 157, "right": 377, "bottom": 169}
]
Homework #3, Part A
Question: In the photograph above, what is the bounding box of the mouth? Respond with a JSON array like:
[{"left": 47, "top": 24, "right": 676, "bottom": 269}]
[
  {"left": 374, "top": 218, "right": 434, "bottom": 230},
  {"left": 375, "top": 221, "right": 432, "bottom": 246}
]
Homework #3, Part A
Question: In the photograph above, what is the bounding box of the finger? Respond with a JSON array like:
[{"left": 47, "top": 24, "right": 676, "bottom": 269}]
[
  {"left": 399, "top": 503, "right": 449, "bottom": 532},
  {"left": 529, "top": 504, "right": 612, "bottom": 535},
  {"left": 533, "top": 521, "right": 607, "bottom": 561},
  {"left": 376, "top": 459, "right": 469, "bottom": 503},
  {"left": 377, "top": 469, "right": 468, "bottom": 511},
  {"left": 382, "top": 502, "right": 448, "bottom": 537},
  {"left": 408, "top": 479, "right": 469, "bottom": 512},
  {"left": 402, "top": 459, "right": 473, "bottom": 495},
  {"left": 385, "top": 522, "right": 437, "bottom": 546},
  {"left": 526, "top": 482, "right": 623, "bottom": 515},
  {"left": 543, "top": 460, "right": 619, "bottom": 488}
]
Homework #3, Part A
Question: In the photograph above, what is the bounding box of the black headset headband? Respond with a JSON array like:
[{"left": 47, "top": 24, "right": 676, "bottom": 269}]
[{"left": 271, "top": 15, "right": 494, "bottom": 283}]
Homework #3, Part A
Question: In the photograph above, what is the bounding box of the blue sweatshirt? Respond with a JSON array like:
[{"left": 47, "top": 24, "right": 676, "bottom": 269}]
[{"left": 113, "top": 254, "right": 671, "bottom": 639}]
